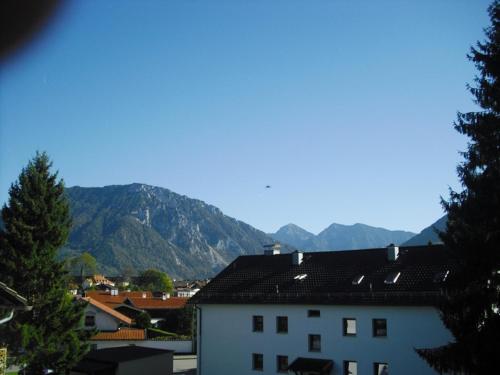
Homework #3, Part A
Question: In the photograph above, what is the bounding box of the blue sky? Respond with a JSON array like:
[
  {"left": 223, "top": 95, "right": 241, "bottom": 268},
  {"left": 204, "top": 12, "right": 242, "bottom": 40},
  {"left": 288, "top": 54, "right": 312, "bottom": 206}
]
[{"left": 0, "top": 0, "right": 491, "bottom": 234}]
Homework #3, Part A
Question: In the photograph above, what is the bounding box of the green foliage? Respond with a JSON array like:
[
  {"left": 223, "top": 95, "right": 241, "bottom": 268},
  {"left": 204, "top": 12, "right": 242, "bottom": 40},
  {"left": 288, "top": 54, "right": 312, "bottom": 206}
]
[
  {"left": 134, "top": 311, "right": 152, "bottom": 329},
  {"left": 147, "top": 328, "right": 190, "bottom": 341},
  {"left": 416, "top": 2, "right": 500, "bottom": 373},
  {"left": 147, "top": 327, "right": 177, "bottom": 338},
  {"left": 136, "top": 269, "right": 173, "bottom": 293},
  {"left": 66, "top": 251, "right": 97, "bottom": 287},
  {"left": 0, "top": 152, "right": 90, "bottom": 374},
  {"left": 156, "top": 305, "right": 194, "bottom": 337},
  {"left": 63, "top": 183, "right": 276, "bottom": 279}
]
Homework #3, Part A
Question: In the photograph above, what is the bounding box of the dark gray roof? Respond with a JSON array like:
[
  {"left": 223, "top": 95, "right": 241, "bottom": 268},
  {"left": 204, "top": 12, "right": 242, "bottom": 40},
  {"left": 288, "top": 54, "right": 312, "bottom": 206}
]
[
  {"left": 190, "top": 245, "right": 456, "bottom": 306},
  {"left": 84, "top": 346, "right": 173, "bottom": 363},
  {"left": 71, "top": 359, "right": 116, "bottom": 374},
  {"left": 0, "top": 281, "right": 31, "bottom": 310}
]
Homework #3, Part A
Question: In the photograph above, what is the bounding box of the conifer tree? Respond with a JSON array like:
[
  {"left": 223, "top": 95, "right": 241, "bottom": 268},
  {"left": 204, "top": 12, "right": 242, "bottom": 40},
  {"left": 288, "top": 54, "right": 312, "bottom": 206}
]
[
  {"left": 417, "top": 1, "right": 500, "bottom": 372},
  {"left": 0, "top": 152, "right": 89, "bottom": 374}
]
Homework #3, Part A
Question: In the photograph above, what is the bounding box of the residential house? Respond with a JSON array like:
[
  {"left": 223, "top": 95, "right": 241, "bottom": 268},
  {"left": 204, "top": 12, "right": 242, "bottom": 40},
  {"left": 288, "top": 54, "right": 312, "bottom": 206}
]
[
  {"left": 190, "top": 244, "right": 456, "bottom": 375},
  {"left": 83, "top": 293, "right": 192, "bottom": 353},
  {"left": 85, "top": 290, "right": 188, "bottom": 321},
  {"left": 85, "top": 290, "right": 153, "bottom": 310},
  {"left": 83, "top": 274, "right": 116, "bottom": 290},
  {"left": 1, "top": 282, "right": 32, "bottom": 374},
  {"left": 124, "top": 295, "right": 188, "bottom": 319},
  {"left": 173, "top": 279, "right": 209, "bottom": 297},
  {"left": 175, "top": 287, "right": 200, "bottom": 298},
  {"left": 83, "top": 297, "right": 132, "bottom": 331}
]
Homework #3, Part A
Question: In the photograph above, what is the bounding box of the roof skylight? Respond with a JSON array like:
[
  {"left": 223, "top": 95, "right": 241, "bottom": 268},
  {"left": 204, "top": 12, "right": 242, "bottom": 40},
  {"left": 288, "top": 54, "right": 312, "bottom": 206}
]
[
  {"left": 384, "top": 271, "right": 401, "bottom": 284},
  {"left": 352, "top": 275, "right": 364, "bottom": 285},
  {"left": 433, "top": 270, "right": 450, "bottom": 283}
]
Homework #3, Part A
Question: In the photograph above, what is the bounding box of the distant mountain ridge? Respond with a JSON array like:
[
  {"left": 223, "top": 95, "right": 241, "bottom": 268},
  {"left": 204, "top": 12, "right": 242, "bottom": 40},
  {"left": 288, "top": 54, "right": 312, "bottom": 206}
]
[
  {"left": 402, "top": 215, "right": 447, "bottom": 246},
  {"left": 63, "top": 183, "right": 279, "bottom": 279},
  {"left": 270, "top": 222, "right": 415, "bottom": 251},
  {"left": 271, "top": 223, "right": 315, "bottom": 249}
]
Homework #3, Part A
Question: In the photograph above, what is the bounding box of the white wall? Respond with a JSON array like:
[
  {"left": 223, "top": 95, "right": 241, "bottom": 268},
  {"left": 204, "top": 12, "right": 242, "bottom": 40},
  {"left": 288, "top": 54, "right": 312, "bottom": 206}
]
[
  {"left": 84, "top": 304, "right": 121, "bottom": 331},
  {"left": 92, "top": 340, "right": 193, "bottom": 353},
  {"left": 197, "top": 304, "right": 453, "bottom": 375}
]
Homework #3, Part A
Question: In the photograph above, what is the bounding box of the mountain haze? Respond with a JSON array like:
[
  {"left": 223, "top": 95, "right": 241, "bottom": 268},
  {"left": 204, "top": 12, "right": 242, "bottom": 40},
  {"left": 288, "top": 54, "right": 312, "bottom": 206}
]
[
  {"left": 270, "top": 222, "right": 415, "bottom": 250},
  {"left": 64, "top": 183, "right": 277, "bottom": 279},
  {"left": 402, "top": 215, "right": 447, "bottom": 246},
  {"left": 270, "top": 223, "right": 315, "bottom": 249}
]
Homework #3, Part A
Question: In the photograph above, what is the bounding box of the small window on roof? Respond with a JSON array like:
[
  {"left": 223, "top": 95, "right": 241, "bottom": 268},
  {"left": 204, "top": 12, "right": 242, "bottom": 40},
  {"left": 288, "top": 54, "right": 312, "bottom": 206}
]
[
  {"left": 433, "top": 270, "right": 450, "bottom": 283},
  {"left": 294, "top": 273, "right": 307, "bottom": 281},
  {"left": 384, "top": 271, "right": 401, "bottom": 284},
  {"left": 352, "top": 275, "right": 364, "bottom": 285}
]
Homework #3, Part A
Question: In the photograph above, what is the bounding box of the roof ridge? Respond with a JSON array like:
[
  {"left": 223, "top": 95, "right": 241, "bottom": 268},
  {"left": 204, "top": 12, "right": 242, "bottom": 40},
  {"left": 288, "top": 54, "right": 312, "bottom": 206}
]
[{"left": 84, "top": 297, "right": 132, "bottom": 325}]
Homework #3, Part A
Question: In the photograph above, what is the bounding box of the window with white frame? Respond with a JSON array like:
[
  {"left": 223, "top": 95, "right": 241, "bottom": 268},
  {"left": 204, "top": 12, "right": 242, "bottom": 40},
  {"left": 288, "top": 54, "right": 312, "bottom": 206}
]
[
  {"left": 374, "top": 362, "right": 388, "bottom": 375},
  {"left": 344, "top": 360, "right": 358, "bottom": 375},
  {"left": 343, "top": 318, "right": 356, "bottom": 336}
]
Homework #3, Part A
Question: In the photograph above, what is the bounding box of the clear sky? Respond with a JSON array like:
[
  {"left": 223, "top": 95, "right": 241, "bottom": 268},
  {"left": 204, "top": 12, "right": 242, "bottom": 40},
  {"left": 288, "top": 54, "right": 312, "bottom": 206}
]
[{"left": 0, "top": 0, "right": 492, "bottom": 234}]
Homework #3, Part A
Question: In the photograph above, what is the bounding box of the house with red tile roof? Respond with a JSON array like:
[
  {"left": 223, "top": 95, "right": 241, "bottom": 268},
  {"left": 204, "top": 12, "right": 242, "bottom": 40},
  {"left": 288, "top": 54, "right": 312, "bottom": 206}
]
[
  {"left": 81, "top": 296, "right": 193, "bottom": 353},
  {"left": 85, "top": 290, "right": 153, "bottom": 309},
  {"left": 83, "top": 297, "right": 132, "bottom": 331},
  {"left": 92, "top": 327, "right": 146, "bottom": 341},
  {"left": 125, "top": 296, "right": 188, "bottom": 311},
  {"left": 85, "top": 290, "right": 188, "bottom": 318}
]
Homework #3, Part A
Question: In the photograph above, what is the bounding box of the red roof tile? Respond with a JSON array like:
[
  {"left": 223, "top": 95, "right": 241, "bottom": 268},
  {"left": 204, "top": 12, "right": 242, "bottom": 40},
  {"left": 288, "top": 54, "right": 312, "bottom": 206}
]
[
  {"left": 84, "top": 297, "right": 132, "bottom": 325},
  {"left": 91, "top": 328, "right": 145, "bottom": 341},
  {"left": 127, "top": 297, "right": 188, "bottom": 309},
  {"left": 85, "top": 291, "right": 153, "bottom": 308}
]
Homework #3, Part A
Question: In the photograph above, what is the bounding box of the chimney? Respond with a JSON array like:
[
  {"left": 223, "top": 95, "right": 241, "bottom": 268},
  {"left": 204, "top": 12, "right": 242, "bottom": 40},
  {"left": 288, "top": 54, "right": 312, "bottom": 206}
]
[
  {"left": 110, "top": 289, "right": 119, "bottom": 296},
  {"left": 387, "top": 244, "right": 399, "bottom": 261},
  {"left": 292, "top": 251, "right": 303, "bottom": 265},
  {"left": 264, "top": 243, "right": 281, "bottom": 255},
  {"left": 162, "top": 292, "right": 170, "bottom": 300},
  {"left": 142, "top": 292, "right": 147, "bottom": 298}
]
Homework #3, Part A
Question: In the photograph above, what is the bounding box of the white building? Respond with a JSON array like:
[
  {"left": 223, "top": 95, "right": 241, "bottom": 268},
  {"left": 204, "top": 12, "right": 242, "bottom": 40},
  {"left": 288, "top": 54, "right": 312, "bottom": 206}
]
[
  {"left": 82, "top": 297, "right": 132, "bottom": 331},
  {"left": 175, "top": 287, "right": 200, "bottom": 298},
  {"left": 191, "top": 244, "right": 455, "bottom": 375}
]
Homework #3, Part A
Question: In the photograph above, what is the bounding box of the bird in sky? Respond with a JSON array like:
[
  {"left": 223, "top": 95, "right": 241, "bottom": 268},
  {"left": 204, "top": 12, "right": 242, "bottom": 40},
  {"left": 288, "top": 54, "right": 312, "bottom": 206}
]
[{"left": 265, "top": 185, "right": 271, "bottom": 189}]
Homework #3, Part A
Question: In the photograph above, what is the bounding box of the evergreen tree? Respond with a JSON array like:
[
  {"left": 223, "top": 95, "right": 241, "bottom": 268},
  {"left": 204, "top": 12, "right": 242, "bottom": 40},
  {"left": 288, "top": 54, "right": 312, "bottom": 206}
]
[
  {"left": 417, "top": 2, "right": 500, "bottom": 373},
  {"left": 0, "top": 152, "right": 90, "bottom": 374}
]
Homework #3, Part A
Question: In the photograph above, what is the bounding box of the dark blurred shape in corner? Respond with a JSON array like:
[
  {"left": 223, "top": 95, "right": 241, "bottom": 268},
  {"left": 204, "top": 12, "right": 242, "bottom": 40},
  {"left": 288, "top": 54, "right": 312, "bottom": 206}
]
[{"left": 0, "top": 0, "right": 62, "bottom": 61}]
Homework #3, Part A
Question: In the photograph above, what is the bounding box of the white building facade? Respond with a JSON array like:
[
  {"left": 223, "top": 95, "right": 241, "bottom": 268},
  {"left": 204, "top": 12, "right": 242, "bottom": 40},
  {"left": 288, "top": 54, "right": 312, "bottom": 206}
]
[
  {"left": 192, "top": 244, "right": 456, "bottom": 375},
  {"left": 196, "top": 303, "right": 452, "bottom": 375}
]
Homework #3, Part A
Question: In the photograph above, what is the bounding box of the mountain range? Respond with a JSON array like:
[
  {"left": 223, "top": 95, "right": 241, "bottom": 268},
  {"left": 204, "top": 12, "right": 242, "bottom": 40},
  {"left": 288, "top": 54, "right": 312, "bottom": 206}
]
[
  {"left": 3, "top": 182, "right": 446, "bottom": 279},
  {"left": 270, "top": 222, "right": 416, "bottom": 251},
  {"left": 63, "top": 183, "right": 277, "bottom": 279},
  {"left": 401, "top": 215, "right": 447, "bottom": 246}
]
